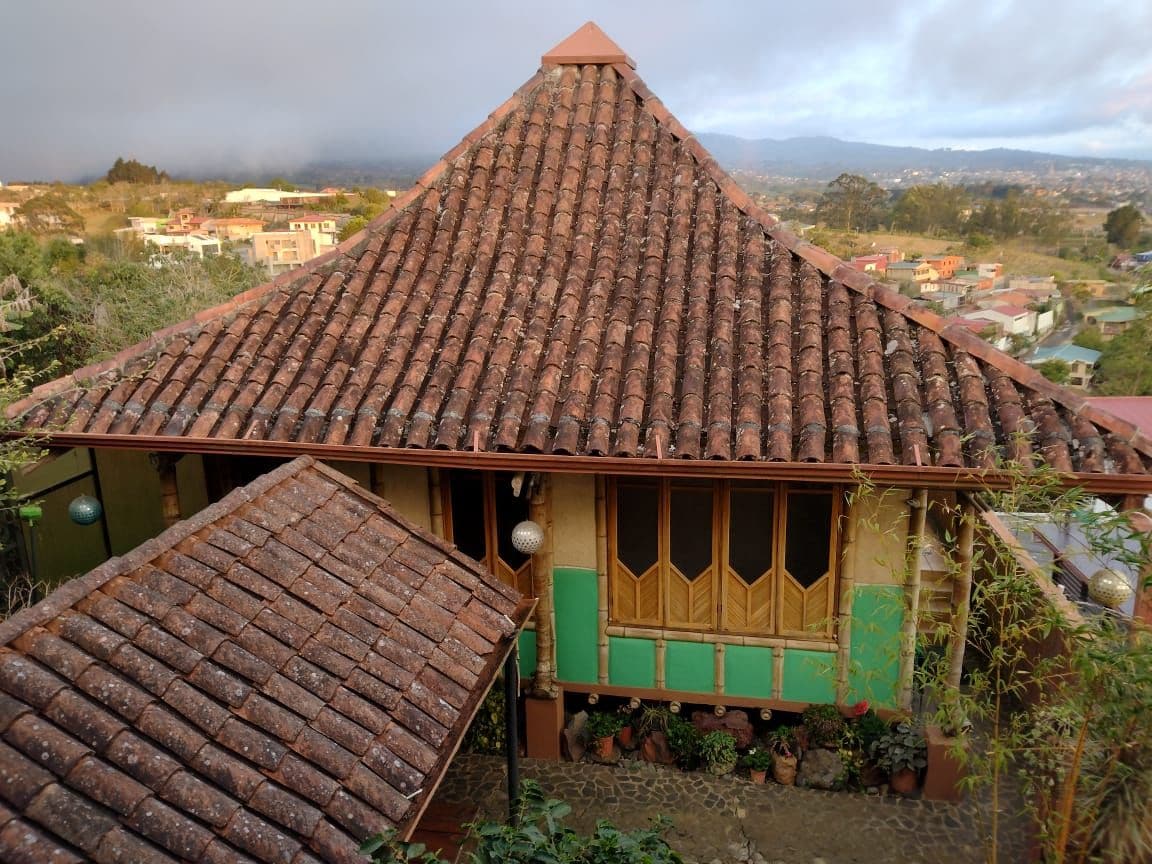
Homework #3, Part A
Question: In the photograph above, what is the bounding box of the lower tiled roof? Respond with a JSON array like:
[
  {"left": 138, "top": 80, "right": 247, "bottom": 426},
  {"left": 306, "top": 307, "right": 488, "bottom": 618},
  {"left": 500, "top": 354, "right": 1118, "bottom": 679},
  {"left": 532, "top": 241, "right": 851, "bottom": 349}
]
[
  {"left": 0, "top": 457, "right": 530, "bottom": 863},
  {"left": 10, "top": 56, "right": 1152, "bottom": 479}
]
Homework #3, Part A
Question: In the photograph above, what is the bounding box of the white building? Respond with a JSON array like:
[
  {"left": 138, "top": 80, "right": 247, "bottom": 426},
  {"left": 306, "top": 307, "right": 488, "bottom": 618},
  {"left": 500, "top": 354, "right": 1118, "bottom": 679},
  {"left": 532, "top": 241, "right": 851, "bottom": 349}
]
[
  {"left": 143, "top": 233, "right": 221, "bottom": 260},
  {"left": 963, "top": 305, "right": 1037, "bottom": 337}
]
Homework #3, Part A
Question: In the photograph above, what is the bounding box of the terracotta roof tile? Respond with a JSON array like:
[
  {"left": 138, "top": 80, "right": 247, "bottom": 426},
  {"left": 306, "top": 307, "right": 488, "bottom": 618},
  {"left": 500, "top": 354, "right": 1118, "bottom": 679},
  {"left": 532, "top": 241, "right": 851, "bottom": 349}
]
[{"left": 0, "top": 457, "right": 529, "bottom": 862}]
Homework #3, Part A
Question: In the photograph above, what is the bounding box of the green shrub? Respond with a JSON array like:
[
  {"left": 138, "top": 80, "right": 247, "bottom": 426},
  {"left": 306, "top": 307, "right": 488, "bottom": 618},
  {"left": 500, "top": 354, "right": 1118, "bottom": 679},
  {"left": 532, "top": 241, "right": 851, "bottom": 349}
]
[
  {"left": 361, "top": 780, "right": 684, "bottom": 864},
  {"left": 698, "top": 730, "right": 737, "bottom": 771},
  {"left": 664, "top": 714, "right": 701, "bottom": 768},
  {"left": 870, "top": 722, "right": 927, "bottom": 774},
  {"left": 584, "top": 710, "right": 624, "bottom": 741},
  {"left": 801, "top": 704, "right": 846, "bottom": 748}
]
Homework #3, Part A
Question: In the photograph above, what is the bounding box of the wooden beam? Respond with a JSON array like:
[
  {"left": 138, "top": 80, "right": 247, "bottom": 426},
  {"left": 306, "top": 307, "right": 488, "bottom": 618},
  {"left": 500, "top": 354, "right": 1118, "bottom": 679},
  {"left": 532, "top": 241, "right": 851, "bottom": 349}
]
[
  {"left": 944, "top": 499, "right": 976, "bottom": 731},
  {"left": 529, "top": 475, "right": 558, "bottom": 698},
  {"left": 152, "top": 453, "right": 182, "bottom": 528},
  {"left": 899, "top": 489, "right": 929, "bottom": 712},
  {"left": 594, "top": 475, "right": 609, "bottom": 684},
  {"left": 428, "top": 468, "right": 444, "bottom": 539},
  {"left": 835, "top": 494, "right": 860, "bottom": 706}
]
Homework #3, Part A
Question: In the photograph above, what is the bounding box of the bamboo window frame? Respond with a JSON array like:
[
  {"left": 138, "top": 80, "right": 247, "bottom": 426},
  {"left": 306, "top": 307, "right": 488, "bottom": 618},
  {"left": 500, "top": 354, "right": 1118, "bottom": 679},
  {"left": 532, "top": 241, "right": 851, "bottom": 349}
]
[
  {"left": 440, "top": 470, "right": 535, "bottom": 598},
  {"left": 607, "top": 479, "right": 842, "bottom": 638}
]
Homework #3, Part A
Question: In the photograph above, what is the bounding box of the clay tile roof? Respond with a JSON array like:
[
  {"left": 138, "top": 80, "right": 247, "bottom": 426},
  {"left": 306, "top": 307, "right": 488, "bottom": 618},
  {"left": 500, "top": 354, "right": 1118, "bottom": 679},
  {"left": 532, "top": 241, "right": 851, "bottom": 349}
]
[
  {"left": 541, "top": 21, "right": 634, "bottom": 67},
  {"left": 9, "top": 24, "right": 1152, "bottom": 484},
  {"left": 0, "top": 457, "right": 531, "bottom": 863}
]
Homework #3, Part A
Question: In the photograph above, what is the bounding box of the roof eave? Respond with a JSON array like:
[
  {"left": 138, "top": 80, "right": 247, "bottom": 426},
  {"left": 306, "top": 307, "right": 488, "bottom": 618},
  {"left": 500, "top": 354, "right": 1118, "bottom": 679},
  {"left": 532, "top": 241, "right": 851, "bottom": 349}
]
[{"left": 22, "top": 431, "right": 1152, "bottom": 495}]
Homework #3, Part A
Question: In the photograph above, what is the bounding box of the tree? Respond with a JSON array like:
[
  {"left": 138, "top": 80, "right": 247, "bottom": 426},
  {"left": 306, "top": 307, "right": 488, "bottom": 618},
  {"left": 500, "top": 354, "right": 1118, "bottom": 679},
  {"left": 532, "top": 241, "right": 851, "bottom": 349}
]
[
  {"left": 816, "top": 173, "right": 888, "bottom": 232},
  {"left": 891, "top": 183, "right": 970, "bottom": 236},
  {"left": 1036, "top": 358, "right": 1071, "bottom": 384},
  {"left": 1103, "top": 204, "right": 1145, "bottom": 249},
  {"left": 1095, "top": 318, "right": 1152, "bottom": 395},
  {"left": 105, "top": 157, "right": 169, "bottom": 184},
  {"left": 338, "top": 216, "right": 368, "bottom": 242},
  {"left": 1073, "top": 326, "right": 1106, "bottom": 351},
  {"left": 14, "top": 195, "right": 84, "bottom": 235}
]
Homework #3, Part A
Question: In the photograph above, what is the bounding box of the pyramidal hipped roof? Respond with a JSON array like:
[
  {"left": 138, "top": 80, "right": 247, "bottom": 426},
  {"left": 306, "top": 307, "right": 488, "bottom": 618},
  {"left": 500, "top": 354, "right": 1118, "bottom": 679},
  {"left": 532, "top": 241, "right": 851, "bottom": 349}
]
[{"left": 10, "top": 23, "right": 1152, "bottom": 488}]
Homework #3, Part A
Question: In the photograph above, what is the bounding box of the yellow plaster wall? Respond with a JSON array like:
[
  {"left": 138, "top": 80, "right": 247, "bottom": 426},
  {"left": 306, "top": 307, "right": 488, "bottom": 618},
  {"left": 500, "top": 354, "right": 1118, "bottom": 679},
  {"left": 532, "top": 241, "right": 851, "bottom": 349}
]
[
  {"left": 321, "top": 460, "right": 372, "bottom": 489},
  {"left": 849, "top": 487, "right": 911, "bottom": 585},
  {"left": 369, "top": 464, "right": 431, "bottom": 530},
  {"left": 550, "top": 473, "right": 597, "bottom": 570}
]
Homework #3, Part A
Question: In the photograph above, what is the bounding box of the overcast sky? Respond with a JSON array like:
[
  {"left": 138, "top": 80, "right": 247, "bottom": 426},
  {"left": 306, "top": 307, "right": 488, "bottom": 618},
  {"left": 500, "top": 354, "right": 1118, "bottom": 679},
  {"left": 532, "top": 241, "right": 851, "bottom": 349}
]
[{"left": 3, "top": 0, "right": 1150, "bottom": 181}]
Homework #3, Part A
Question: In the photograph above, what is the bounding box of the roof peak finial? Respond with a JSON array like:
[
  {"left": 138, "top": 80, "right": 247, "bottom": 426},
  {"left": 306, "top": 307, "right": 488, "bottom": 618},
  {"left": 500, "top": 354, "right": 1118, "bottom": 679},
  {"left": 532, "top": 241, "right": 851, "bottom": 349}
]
[{"left": 541, "top": 21, "right": 635, "bottom": 68}]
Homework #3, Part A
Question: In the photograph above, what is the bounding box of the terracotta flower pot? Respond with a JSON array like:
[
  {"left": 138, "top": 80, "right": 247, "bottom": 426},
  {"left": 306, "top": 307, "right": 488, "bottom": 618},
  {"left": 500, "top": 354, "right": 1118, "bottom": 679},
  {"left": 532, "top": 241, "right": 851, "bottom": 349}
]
[
  {"left": 889, "top": 767, "right": 919, "bottom": 795},
  {"left": 596, "top": 735, "right": 615, "bottom": 760},
  {"left": 749, "top": 769, "right": 767, "bottom": 784},
  {"left": 772, "top": 752, "right": 798, "bottom": 786},
  {"left": 617, "top": 725, "right": 633, "bottom": 748}
]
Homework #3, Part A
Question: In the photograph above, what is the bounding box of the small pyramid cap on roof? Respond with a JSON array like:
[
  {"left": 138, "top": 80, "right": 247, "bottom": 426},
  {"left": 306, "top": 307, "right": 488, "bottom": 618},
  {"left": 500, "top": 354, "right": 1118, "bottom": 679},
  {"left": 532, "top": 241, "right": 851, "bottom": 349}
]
[{"left": 542, "top": 21, "right": 635, "bottom": 68}]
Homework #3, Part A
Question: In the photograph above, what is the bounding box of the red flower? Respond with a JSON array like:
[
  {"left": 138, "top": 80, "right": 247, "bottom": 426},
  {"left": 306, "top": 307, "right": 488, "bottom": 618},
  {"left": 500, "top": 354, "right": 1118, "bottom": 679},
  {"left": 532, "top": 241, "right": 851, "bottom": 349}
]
[{"left": 852, "top": 700, "right": 870, "bottom": 716}]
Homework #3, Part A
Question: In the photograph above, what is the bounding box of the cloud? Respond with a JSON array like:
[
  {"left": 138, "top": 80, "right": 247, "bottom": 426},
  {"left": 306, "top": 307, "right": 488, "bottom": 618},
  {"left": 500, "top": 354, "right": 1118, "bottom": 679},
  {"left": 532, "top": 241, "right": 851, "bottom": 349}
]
[{"left": 1, "top": 0, "right": 1149, "bottom": 180}]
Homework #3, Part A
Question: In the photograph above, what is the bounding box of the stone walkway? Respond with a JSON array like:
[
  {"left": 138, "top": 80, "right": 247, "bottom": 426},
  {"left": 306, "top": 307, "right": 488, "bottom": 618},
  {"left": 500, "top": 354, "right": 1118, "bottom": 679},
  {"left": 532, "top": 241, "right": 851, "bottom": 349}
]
[{"left": 434, "top": 754, "right": 1027, "bottom": 864}]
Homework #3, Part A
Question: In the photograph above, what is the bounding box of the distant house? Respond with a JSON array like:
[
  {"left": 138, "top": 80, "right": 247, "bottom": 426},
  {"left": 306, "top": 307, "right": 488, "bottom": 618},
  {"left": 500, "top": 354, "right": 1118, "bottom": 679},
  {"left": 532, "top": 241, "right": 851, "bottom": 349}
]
[
  {"left": 203, "top": 216, "right": 266, "bottom": 241},
  {"left": 922, "top": 254, "right": 965, "bottom": 280},
  {"left": 1086, "top": 397, "right": 1152, "bottom": 436},
  {"left": 143, "top": 232, "right": 221, "bottom": 259},
  {"left": 288, "top": 214, "right": 339, "bottom": 244},
  {"left": 851, "top": 253, "right": 888, "bottom": 274},
  {"left": 965, "top": 304, "right": 1036, "bottom": 337},
  {"left": 1027, "top": 344, "right": 1102, "bottom": 388},
  {"left": 252, "top": 229, "right": 331, "bottom": 275},
  {"left": 976, "top": 262, "right": 1002, "bottom": 280},
  {"left": 1110, "top": 254, "right": 1138, "bottom": 272},
  {"left": 1007, "top": 275, "right": 1056, "bottom": 293},
  {"left": 1134, "top": 250, "right": 1152, "bottom": 265},
  {"left": 223, "top": 187, "right": 337, "bottom": 206},
  {"left": 952, "top": 269, "right": 994, "bottom": 292},
  {"left": 886, "top": 261, "right": 937, "bottom": 283},
  {"left": 1084, "top": 305, "right": 1143, "bottom": 339}
]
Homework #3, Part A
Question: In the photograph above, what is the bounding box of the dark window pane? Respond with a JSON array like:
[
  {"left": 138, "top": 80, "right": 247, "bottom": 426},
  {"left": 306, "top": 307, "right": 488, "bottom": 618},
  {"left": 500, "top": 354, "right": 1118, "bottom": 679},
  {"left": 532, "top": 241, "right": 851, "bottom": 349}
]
[
  {"left": 493, "top": 472, "right": 530, "bottom": 569},
  {"left": 729, "top": 489, "right": 774, "bottom": 585},
  {"left": 669, "top": 485, "right": 713, "bottom": 580},
  {"left": 616, "top": 483, "right": 659, "bottom": 576},
  {"left": 784, "top": 491, "right": 833, "bottom": 588},
  {"left": 449, "top": 471, "right": 488, "bottom": 564}
]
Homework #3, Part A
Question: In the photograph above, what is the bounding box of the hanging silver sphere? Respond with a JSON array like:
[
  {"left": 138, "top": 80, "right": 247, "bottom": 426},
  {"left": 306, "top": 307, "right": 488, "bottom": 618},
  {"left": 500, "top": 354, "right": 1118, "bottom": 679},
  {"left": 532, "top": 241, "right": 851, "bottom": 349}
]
[
  {"left": 510, "top": 520, "right": 544, "bottom": 554},
  {"left": 1087, "top": 568, "right": 1133, "bottom": 610},
  {"left": 68, "top": 495, "right": 103, "bottom": 526}
]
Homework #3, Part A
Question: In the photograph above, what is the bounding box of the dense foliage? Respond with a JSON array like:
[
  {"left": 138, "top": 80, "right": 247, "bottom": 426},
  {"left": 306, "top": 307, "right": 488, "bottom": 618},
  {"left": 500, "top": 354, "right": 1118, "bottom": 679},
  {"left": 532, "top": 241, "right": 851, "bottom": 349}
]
[
  {"left": 1103, "top": 204, "right": 1145, "bottom": 249},
  {"left": 0, "top": 231, "right": 263, "bottom": 375},
  {"left": 105, "top": 157, "right": 170, "bottom": 185},
  {"left": 361, "top": 780, "right": 684, "bottom": 864}
]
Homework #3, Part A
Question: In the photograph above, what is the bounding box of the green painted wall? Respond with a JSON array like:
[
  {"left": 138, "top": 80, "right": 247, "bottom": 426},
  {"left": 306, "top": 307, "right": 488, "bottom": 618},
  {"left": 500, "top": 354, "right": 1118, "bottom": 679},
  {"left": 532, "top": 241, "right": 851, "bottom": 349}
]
[
  {"left": 724, "top": 644, "right": 773, "bottom": 698},
  {"left": 553, "top": 567, "right": 599, "bottom": 683},
  {"left": 608, "top": 637, "right": 655, "bottom": 688},
  {"left": 666, "top": 640, "right": 714, "bottom": 693},
  {"left": 846, "top": 584, "right": 904, "bottom": 709},
  {"left": 781, "top": 650, "right": 837, "bottom": 703},
  {"left": 518, "top": 630, "right": 537, "bottom": 680}
]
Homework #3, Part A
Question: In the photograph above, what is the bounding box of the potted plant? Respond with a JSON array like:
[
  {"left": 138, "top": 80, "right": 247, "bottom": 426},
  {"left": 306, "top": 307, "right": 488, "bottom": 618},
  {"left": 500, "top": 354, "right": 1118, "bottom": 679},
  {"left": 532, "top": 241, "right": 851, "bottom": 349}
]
[
  {"left": 739, "top": 747, "right": 772, "bottom": 783},
  {"left": 585, "top": 711, "right": 625, "bottom": 760},
  {"left": 768, "top": 727, "right": 799, "bottom": 786},
  {"left": 801, "top": 704, "right": 847, "bottom": 749},
  {"left": 664, "top": 713, "right": 701, "bottom": 769},
  {"left": 616, "top": 706, "right": 636, "bottom": 749},
  {"left": 854, "top": 709, "right": 891, "bottom": 787},
  {"left": 870, "top": 721, "right": 927, "bottom": 795},
  {"left": 699, "top": 730, "right": 738, "bottom": 775}
]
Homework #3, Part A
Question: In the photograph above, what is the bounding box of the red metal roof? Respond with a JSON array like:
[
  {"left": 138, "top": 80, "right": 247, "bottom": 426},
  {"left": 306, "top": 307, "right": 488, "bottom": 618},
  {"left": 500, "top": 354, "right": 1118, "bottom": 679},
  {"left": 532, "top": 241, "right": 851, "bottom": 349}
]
[
  {"left": 0, "top": 457, "right": 530, "bottom": 862},
  {"left": 7, "top": 24, "right": 1151, "bottom": 482},
  {"left": 1087, "top": 398, "right": 1152, "bottom": 437}
]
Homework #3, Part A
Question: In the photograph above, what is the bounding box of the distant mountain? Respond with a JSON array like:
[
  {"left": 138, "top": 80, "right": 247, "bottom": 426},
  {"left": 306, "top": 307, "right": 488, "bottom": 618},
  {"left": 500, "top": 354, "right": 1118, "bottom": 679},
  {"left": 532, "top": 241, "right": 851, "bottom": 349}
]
[{"left": 696, "top": 133, "right": 1152, "bottom": 180}]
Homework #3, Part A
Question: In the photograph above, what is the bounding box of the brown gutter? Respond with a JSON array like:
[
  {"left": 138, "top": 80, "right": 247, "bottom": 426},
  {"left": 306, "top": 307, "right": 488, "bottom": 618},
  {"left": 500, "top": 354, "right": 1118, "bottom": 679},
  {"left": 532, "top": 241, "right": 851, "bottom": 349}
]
[{"left": 21, "top": 431, "right": 1152, "bottom": 495}]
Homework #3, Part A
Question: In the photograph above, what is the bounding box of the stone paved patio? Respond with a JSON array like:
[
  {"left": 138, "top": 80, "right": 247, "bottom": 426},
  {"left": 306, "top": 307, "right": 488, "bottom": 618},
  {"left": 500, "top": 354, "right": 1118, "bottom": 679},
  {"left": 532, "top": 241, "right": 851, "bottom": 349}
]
[{"left": 434, "top": 754, "right": 1028, "bottom": 864}]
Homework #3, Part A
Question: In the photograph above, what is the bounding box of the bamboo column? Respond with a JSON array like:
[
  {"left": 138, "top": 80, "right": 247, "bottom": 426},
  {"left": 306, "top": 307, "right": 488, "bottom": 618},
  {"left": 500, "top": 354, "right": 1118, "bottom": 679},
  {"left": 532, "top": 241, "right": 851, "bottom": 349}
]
[
  {"left": 530, "top": 475, "right": 558, "bottom": 698},
  {"left": 714, "top": 643, "right": 726, "bottom": 694},
  {"left": 835, "top": 494, "right": 860, "bottom": 706},
  {"left": 428, "top": 468, "right": 445, "bottom": 539},
  {"left": 771, "top": 646, "right": 784, "bottom": 700},
  {"left": 594, "top": 476, "right": 610, "bottom": 684},
  {"left": 152, "top": 454, "right": 182, "bottom": 528},
  {"left": 944, "top": 499, "right": 976, "bottom": 731},
  {"left": 654, "top": 637, "right": 666, "bottom": 689},
  {"left": 899, "top": 489, "right": 929, "bottom": 712}
]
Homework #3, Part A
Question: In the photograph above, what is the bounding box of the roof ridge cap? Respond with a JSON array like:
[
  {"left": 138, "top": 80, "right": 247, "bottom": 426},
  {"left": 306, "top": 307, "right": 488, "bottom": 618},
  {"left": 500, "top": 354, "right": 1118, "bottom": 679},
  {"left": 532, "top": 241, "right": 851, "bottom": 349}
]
[{"left": 0, "top": 456, "right": 315, "bottom": 646}]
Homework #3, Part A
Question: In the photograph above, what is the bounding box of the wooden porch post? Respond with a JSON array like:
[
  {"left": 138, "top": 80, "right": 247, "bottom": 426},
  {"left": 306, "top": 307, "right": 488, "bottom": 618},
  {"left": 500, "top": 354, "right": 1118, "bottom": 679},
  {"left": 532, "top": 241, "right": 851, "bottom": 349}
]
[
  {"left": 530, "top": 475, "right": 558, "bottom": 698},
  {"left": 151, "top": 454, "right": 183, "bottom": 528},
  {"left": 594, "top": 476, "right": 609, "bottom": 684},
  {"left": 835, "top": 493, "right": 859, "bottom": 706},
  {"left": 944, "top": 499, "right": 976, "bottom": 731},
  {"left": 899, "top": 489, "right": 929, "bottom": 713}
]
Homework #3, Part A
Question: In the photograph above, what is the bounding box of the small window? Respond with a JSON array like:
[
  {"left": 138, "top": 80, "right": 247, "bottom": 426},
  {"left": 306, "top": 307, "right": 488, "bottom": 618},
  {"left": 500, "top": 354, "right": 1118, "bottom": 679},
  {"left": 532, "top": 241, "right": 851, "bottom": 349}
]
[{"left": 443, "top": 470, "right": 534, "bottom": 597}]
